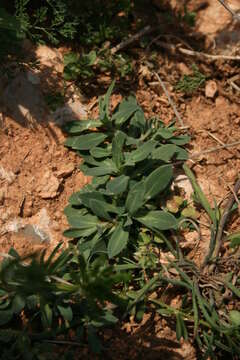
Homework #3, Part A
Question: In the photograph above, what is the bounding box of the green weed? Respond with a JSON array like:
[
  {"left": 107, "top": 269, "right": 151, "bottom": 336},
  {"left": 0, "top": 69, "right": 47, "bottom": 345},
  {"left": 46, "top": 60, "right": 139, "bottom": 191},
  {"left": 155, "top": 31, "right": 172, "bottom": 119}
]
[{"left": 176, "top": 64, "right": 206, "bottom": 94}]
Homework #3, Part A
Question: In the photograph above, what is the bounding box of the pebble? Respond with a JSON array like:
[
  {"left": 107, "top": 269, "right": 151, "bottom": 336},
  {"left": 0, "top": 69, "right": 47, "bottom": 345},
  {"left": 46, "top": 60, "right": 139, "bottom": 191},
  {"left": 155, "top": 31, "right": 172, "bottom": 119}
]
[
  {"left": 56, "top": 163, "right": 75, "bottom": 178},
  {"left": 37, "top": 170, "right": 60, "bottom": 199},
  {"left": 205, "top": 80, "right": 218, "bottom": 98}
]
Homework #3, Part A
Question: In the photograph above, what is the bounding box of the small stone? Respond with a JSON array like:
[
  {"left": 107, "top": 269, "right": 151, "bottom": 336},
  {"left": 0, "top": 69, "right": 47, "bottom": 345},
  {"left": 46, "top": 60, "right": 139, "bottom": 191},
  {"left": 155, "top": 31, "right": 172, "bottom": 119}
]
[
  {"left": 51, "top": 99, "right": 87, "bottom": 126},
  {"left": 56, "top": 163, "right": 75, "bottom": 178},
  {"left": 205, "top": 80, "right": 218, "bottom": 98},
  {"left": 37, "top": 170, "right": 60, "bottom": 199}
]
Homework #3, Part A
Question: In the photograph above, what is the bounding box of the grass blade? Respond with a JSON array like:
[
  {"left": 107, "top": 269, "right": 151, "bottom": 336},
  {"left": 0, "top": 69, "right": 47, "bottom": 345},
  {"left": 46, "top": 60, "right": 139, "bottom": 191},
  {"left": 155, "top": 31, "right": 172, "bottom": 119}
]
[{"left": 183, "top": 164, "right": 216, "bottom": 225}]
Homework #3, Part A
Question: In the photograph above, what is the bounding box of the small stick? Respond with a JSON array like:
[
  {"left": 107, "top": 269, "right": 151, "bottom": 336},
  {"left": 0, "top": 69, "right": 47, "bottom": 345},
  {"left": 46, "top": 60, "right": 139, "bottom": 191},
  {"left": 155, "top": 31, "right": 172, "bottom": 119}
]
[
  {"left": 111, "top": 25, "right": 153, "bottom": 54},
  {"left": 217, "top": 0, "right": 240, "bottom": 21},
  {"left": 190, "top": 140, "right": 240, "bottom": 158},
  {"left": 154, "top": 72, "right": 185, "bottom": 127},
  {"left": 223, "top": 178, "right": 240, "bottom": 214},
  {"left": 155, "top": 40, "right": 240, "bottom": 61},
  {"left": 205, "top": 131, "right": 235, "bottom": 156},
  {"left": 230, "top": 80, "right": 240, "bottom": 93},
  {"left": 206, "top": 132, "right": 225, "bottom": 147},
  {"left": 209, "top": 177, "right": 240, "bottom": 273}
]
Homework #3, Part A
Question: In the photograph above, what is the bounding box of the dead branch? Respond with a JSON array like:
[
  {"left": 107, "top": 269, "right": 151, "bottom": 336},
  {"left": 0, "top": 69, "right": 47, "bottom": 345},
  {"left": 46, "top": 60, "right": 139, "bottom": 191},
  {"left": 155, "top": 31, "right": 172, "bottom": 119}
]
[
  {"left": 111, "top": 25, "right": 153, "bottom": 55},
  {"left": 155, "top": 40, "right": 240, "bottom": 61},
  {"left": 190, "top": 140, "right": 240, "bottom": 158},
  {"left": 153, "top": 72, "right": 185, "bottom": 127}
]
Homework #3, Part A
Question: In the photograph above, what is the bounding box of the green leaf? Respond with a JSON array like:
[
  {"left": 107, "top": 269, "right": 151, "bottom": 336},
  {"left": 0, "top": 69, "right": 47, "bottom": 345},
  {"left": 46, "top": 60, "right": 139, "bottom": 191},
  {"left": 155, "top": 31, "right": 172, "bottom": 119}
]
[
  {"left": 65, "top": 133, "right": 107, "bottom": 150},
  {"left": 41, "top": 304, "right": 52, "bottom": 328},
  {"left": 228, "top": 232, "right": 240, "bottom": 248},
  {"left": 125, "top": 140, "right": 157, "bottom": 165},
  {"left": 0, "top": 310, "right": 12, "bottom": 326},
  {"left": 112, "top": 130, "right": 126, "bottom": 168},
  {"left": 130, "top": 109, "right": 146, "bottom": 131},
  {"left": 63, "top": 227, "right": 97, "bottom": 238},
  {"left": 12, "top": 295, "right": 25, "bottom": 314},
  {"left": 82, "top": 50, "right": 97, "bottom": 66},
  {"left": 144, "top": 165, "right": 173, "bottom": 200},
  {"left": 81, "top": 159, "right": 118, "bottom": 176},
  {"left": 135, "top": 211, "right": 178, "bottom": 231},
  {"left": 90, "top": 146, "right": 111, "bottom": 158},
  {"left": 107, "top": 224, "right": 129, "bottom": 258},
  {"left": 156, "top": 128, "right": 174, "bottom": 139},
  {"left": 89, "top": 199, "right": 112, "bottom": 220},
  {"left": 99, "top": 81, "right": 115, "bottom": 123},
  {"left": 152, "top": 144, "right": 177, "bottom": 162},
  {"left": 229, "top": 310, "right": 240, "bottom": 326},
  {"left": 175, "top": 146, "right": 188, "bottom": 160},
  {"left": 183, "top": 164, "right": 216, "bottom": 225},
  {"left": 112, "top": 96, "right": 139, "bottom": 125},
  {"left": 106, "top": 175, "right": 129, "bottom": 194},
  {"left": 67, "top": 214, "right": 99, "bottom": 229},
  {"left": 81, "top": 155, "right": 102, "bottom": 166},
  {"left": 92, "top": 175, "right": 110, "bottom": 188},
  {"left": 170, "top": 135, "right": 191, "bottom": 145},
  {"left": 176, "top": 313, "right": 182, "bottom": 341},
  {"left": 78, "top": 191, "right": 105, "bottom": 208},
  {"left": 57, "top": 305, "right": 73, "bottom": 322},
  {"left": 63, "top": 120, "right": 101, "bottom": 134},
  {"left": 63, "top": 52, "right": 79, "bottom": 66},
  {"left": 125, "top": 181, "right": 146, "bottom": 215}
]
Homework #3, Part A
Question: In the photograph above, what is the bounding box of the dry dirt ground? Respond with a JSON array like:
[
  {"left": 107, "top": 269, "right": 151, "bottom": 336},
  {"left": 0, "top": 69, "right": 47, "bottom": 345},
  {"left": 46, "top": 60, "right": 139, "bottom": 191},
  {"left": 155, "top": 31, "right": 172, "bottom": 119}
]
[{"left": 0, "top": 0, "right": 240, "bottom": 358}]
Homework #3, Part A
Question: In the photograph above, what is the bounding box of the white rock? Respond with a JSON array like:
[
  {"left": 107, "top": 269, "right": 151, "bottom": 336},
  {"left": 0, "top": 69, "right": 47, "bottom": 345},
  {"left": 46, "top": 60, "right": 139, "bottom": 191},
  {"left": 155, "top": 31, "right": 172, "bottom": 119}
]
[
  {"left": 51, "top": 99, "right": 87, "bottom": 126},
  {"left": 56, "top": 163, "right": 75, "bottom": 178},
  {"left": 205, "top": 80, "right": 218, "bottom": 98},
  {"left": 37, "top": 170, "right": 60, "bottom": 199},
  {"left": 173, "top": 174, "right": 193, "bottom": 200}
]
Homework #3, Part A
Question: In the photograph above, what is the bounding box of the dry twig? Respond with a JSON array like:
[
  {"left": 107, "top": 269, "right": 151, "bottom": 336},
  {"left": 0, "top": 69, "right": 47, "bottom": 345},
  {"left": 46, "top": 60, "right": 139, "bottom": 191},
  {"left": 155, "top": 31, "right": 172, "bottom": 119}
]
[
  {"left": 190, "top": 140, "right": 240, "bottom": 158},
  {"left": 153, "top": 72, "right": 185, "bottom": 127},
  {"left": 111, "top": 25, "right": 153, "bottom": 54},
  {"left": 217, "top": 0, "right": 240, "bottom": 21},
  {"left": 155, "top": 40, "right": 240, "bottom": 61}
]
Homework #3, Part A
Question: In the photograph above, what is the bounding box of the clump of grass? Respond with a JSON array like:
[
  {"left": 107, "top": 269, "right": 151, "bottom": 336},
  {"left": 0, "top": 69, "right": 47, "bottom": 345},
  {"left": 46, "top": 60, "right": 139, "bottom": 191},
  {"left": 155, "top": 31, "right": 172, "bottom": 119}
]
[{"left": 176, "top": 64, "right": 206, "bottom": 94}]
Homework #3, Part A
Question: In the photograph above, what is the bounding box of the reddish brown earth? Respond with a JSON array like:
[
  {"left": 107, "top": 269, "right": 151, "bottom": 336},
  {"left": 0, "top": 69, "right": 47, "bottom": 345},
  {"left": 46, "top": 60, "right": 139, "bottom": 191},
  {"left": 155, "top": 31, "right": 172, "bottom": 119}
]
[{"left": 0, "top": 1, "right": 240, "bottom": 358}]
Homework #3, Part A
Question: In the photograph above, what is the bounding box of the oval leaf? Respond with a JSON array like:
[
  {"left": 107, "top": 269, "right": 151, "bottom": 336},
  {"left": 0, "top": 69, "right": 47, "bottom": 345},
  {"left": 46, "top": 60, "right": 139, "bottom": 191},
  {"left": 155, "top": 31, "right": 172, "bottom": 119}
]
[
  {"left": 67, "top": 214, "right": 99, "bottom": 229},
  {"left": 144, "top": 165, "right": 173, "bottom": 200},
  {"left": 126, "top": 181, "right": 146, "bottom": 215},
  {"left": 106, "top": 175, "right": 129, "bottom": 194},
  {"left": 57, "top": 305, "right": 73, "bottom": 322},
  {"left": 65, "top": 133, "right": 107, "bottom": 150},
  {"left": 125, "top": 140, "right": 157, "bottom": 165},
  {"left": 63, "top": 120, "right": 101, "bottom": 134},
  {"left": 107, "top": 224, "right": 129, "bottom": 258},
  {"left": 135, "top": 210, "right": 178, "bottom": 231}
]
